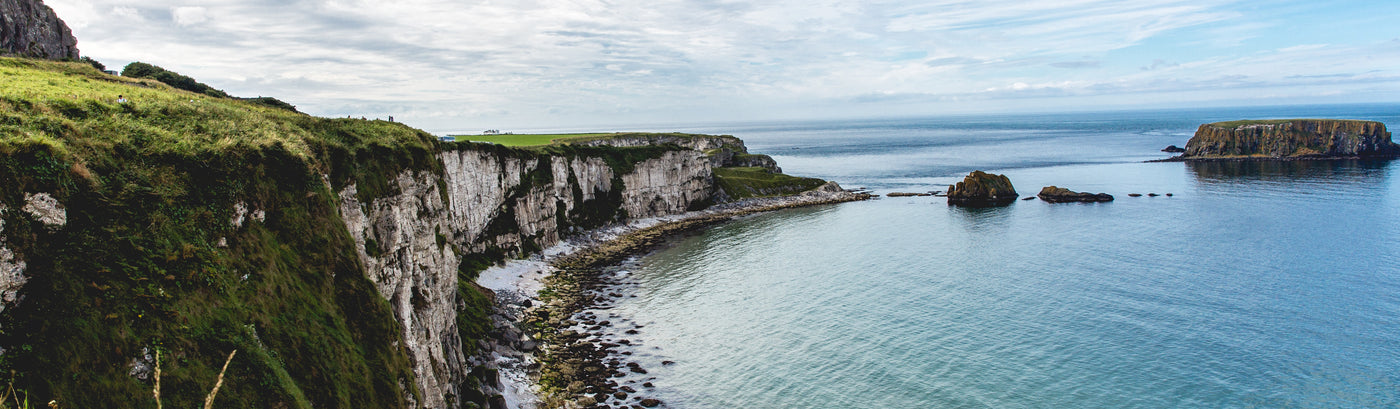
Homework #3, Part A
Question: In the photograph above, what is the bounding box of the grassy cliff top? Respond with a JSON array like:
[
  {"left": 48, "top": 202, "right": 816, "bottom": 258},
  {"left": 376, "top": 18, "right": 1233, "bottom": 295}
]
[
  {"left": 1205, "top": 119, "right": 1382, "bottom": 129},
  {"left": 0, "top": 57, "right": 436, "bottom": 163},
  {"left": 453, "top": 131, "right": 740, "bottom": 147}
]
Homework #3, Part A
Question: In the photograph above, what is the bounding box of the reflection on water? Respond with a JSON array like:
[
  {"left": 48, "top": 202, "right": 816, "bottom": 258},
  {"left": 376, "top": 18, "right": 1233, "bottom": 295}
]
[
  {"left": 1187, "top": 159, "right": 1391, "bottom": 183},
  {"left": 949, "top": 203, "right": 1016, "bottom": 233}
]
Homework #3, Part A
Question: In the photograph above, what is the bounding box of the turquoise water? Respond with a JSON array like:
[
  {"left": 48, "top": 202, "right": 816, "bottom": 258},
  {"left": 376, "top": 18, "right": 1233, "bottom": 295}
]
[{"left": 599, "top": 105, "right": 1400, "bottom": 408}]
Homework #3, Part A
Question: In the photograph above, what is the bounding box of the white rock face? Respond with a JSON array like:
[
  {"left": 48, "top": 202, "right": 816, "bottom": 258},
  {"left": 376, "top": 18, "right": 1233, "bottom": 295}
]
[
  {"left": 336, "top": 147, "right": 712, "bottom": 408},
  {"left": 622, "top": 151, "right": 712, "bottom": 218},
  {"left": 337, "top": 172, "right": 460, "bottom": 409},
  {"left": 22, "top": 192, "right": 65, "bottom": 227},
  {"left": 0, "top": 205, "right": 26, "bottom": 313}
]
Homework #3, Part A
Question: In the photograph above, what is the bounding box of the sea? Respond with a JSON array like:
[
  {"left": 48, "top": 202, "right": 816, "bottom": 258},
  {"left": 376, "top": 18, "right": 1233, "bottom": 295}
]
[{"left": 550, "top": 104, "right": 1400, "bottom": 408}]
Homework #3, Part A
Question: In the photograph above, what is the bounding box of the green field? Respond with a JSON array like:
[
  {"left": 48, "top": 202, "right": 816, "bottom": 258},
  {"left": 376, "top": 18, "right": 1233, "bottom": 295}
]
[
  {"left": 452, "top": 133, "right": 614, "bottom": 146},
  {"left": 1206, "top": 119, "right": 1372, "bottom": 128},
  {"left": 713, "top": 166, "right": 827, "bottom": 199}
]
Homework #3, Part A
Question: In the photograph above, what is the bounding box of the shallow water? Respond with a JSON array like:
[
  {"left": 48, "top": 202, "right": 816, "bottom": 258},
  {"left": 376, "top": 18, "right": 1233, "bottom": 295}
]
[{"left": 601, "top": 105, "right": 1400, "bottom": 408}]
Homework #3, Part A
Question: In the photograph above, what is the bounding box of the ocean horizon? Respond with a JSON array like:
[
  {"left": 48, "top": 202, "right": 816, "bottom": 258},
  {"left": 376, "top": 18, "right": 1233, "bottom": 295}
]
[{"left": 561, "top": 104, "right": 1400, "bottom": 408}]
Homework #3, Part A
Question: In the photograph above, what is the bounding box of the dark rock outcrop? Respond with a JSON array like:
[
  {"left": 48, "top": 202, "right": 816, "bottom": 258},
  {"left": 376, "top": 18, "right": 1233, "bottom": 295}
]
[
  {"left": 1, "top": 0, "right": 79, "bottom": 59},
  {"left": 1162, "top": 145, "right": 1185, "bottom": 153},
  {"left": 946, "top": 171, "right": 1017, "bottom": 207},
  {"left": 1179, "top": 119, "right": 1399, "bottom": 159},
  {"left": 1037, "top": 186, "right": 1113, "bottom": 203}
]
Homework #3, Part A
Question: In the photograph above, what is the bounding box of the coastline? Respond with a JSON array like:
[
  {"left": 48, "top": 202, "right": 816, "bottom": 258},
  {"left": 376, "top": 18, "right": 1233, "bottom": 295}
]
[{"left": 473, "top": 182, "right": 872, "bottom": 409}]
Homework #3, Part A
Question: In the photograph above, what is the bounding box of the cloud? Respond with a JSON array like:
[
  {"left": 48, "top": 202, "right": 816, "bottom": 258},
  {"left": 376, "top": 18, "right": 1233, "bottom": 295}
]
[
  {"left": 170, "top": 6, "right": 207, "bottom": 27},
  {"left": 39, "top": 0, "right": 1400, "bottom": 130},
  {"left": 1140, "top": 59, "right": 1179, "bottom": 71},
  {"left": 1051, "top": 61, "right": 1100, "bottom": 69}
]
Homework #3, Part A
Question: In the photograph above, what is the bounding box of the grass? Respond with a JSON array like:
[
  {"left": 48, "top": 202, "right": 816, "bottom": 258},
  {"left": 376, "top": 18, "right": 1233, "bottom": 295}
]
[
  {"left": 452, "top": 133, "right": 613, "bottom": 146},
  {"left": 0, "top": 57, "right": 426, "bottom": 408},
  {"left": 713, "top": 167, "right": 827, "bottom": 200},
  {"left": 1207, "top": 119, "right": 1376, "bottom": 128},
  {"left": 453, "top": 132, "right": 742, "bottom": 149}
]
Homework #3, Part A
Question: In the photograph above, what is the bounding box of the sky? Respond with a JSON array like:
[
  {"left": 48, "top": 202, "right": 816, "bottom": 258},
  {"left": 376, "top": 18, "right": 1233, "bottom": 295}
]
[{"left": 45, "top": 0, "right": 1400, "bottom": 133}]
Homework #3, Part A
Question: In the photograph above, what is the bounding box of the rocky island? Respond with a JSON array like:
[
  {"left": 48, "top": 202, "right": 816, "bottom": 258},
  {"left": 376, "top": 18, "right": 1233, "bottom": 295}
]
[
  {"left": 946, "top": 171, "right": 1018, "bottom": 207},
  {"left": 1037, "top": 186, "right": 1113, "bottom": 203},
  {"left": 1169, "top": 119, "right": 1400, "bottom": 160}
]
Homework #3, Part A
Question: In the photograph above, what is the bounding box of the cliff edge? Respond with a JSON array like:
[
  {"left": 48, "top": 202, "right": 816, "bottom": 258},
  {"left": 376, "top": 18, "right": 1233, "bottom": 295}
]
[
  {"left": 1, "top": 0, "right": 79, "bottom": 59},
  {"left": 1179, "top": 119, "right": 1399, "bottom": 160}
]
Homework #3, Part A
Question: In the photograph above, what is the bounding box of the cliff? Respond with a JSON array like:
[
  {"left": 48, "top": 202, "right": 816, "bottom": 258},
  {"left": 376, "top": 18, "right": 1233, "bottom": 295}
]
[
  {"left": 335, "top": 144, "right": 713, "bottom": 409},
  {"left": 0, "top": 58, "right": 836, "bottom": 409},
  {"left": 571, "top": 132, "right": 782, "bottom": 172},
  {"left": 1180, "top": 119, "right": 1400, "bottom": 159},
  {"left": 1, "top": 0, "right": 78, "bottom": 59}
]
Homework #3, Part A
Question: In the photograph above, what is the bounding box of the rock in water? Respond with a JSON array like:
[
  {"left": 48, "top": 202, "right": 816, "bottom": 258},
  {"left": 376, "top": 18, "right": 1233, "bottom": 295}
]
[
  {"left": 1037, "top": 186, "right": 1113, "bottom": 203},
  {"left": 946, "top": 171, "right": 1018, "bottom": 207},
  {"left": 1181, "top": 119, "right": 1400, "bottom": 159},
  {"left": 1162, "top": 145, "right": 1186, "bottom": 153},
  {"left": 0, "top": 0, "right": 80, "bottom": 59}
]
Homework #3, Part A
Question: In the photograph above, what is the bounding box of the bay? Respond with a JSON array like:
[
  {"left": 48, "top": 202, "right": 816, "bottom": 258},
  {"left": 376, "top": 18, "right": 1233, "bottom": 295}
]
[{"left": 593, "top": 104, "right": 1400, "bottom": 408}]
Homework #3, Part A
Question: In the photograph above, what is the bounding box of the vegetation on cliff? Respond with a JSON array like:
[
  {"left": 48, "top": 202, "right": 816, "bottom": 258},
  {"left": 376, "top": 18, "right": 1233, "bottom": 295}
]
[
  {"left": 456, "top": 132, "right": 741, "bottom": 149},
  {"left": 1180, "top": 119, "right": 1399, "bottom": 159},
  {"left": 0, "top": 57, "right": 442, "bottom": 408},
  {"left": 713, "top": 167, "right": 826, "bottom": 200},
  {"left": 0, "top": 56, "right": 836, "bottom": 409}
]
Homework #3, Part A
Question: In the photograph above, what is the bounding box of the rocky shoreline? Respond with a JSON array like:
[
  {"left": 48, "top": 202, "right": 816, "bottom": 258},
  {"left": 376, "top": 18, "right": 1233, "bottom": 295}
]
[{"left": 473, "top": 183, "right": 871, "bottom": 409}]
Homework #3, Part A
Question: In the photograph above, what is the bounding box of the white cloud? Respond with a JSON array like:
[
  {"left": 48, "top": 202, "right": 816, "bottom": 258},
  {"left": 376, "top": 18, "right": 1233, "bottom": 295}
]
[{"left": 170, "top": 6, "right": 208, "bottom": 27}]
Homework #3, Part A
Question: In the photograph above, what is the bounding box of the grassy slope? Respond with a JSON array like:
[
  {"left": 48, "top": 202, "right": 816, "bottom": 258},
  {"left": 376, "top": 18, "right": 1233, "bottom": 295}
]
[
  {"left": 454, "top": 132, "right": 739, "bottom": 148},
  {"left": 0, "top": 58, "right": 433, "bottom": 408},
  {"left": 452, "top": 133, "right": 613, "bottom": 146},
  {"left": 1206, "top": 119, "right": 1376, "bottom": 128},
  {"left": 713, "top": 167, "right": 826, "bottom": 200}
]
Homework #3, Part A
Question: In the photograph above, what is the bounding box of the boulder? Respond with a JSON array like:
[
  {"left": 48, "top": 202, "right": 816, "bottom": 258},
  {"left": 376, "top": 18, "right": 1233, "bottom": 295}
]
[
  {"left": 1162, "top": 145, "right": 1186, "bottom": 153},
  {"left": 1037, "top": 186, "right": 1113, "bottom": 203},
  {"left": 946, "top": 171, "right": 1018, "bottom": 207}
]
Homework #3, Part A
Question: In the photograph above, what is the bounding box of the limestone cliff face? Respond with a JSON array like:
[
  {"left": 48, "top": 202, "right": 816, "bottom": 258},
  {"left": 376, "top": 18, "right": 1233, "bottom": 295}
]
[
  {"left": 335, "top": 145, "right": 712, "bottom": 409},
  {"left": 1182, "top": 120, "right": 1399, "bottom": 159},
  {"left": 621, "top": 150, "right": 712, "bottom": 217},
  {"left": 1, "top": 0, "right": 79, "bottom": 59}
]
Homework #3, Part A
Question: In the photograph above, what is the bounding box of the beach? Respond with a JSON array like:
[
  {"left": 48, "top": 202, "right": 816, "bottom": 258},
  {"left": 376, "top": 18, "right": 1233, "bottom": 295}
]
[{"left": 474, "top": 183, "right": 871, "bottom": 408}]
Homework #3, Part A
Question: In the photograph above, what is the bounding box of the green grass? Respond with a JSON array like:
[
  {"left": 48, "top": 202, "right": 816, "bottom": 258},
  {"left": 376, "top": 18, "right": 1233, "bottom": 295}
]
[
  {"left": 713, "top": 167, "right": 827, "bottom": 200},
  {"left": 0, "top": 57, "right": 428, "bottom": 409},
  {"left": 1206, "top": 119, "right": 1375, "bottom": 128},
  {"left": 453, "top": 132, "right": 742, "bottom": 149},
  {"left": 451, "top": 133, "right": 614, "bottom": 146}
]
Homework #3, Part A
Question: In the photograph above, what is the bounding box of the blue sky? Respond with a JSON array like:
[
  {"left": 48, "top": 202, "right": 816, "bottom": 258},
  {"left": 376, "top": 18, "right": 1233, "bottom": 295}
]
[{"left": 47, "top": 0, "right": 1400, "bottom": 133}]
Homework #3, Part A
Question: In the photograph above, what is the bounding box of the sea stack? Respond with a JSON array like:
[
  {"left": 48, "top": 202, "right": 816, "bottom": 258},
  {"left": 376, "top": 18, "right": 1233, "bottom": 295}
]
[
  {"left": 1178, "top": 119, "right": 1400, "bottom": 159},
  {"left": 947, "top": 171, "right": 1018, "bottom": 207},
  {"left": 1037, "top": 186, "right": 1113, "bottom": 203}
]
